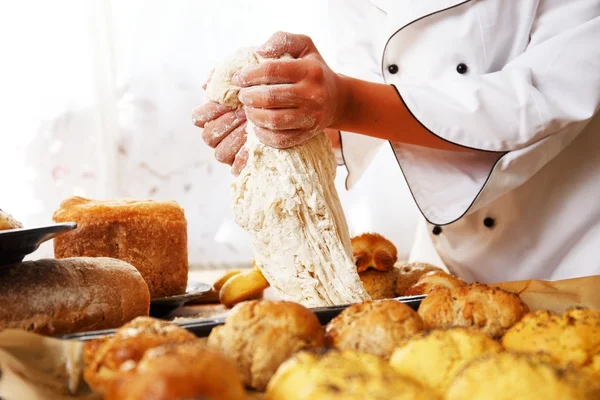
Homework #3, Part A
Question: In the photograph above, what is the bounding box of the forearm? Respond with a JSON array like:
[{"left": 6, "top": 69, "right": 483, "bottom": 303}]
[{"left": 331, "top": 75, "right": 475, "bottom": 153}]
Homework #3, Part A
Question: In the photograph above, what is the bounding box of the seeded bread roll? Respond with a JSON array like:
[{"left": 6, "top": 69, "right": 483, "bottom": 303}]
[
  {"left": 53, "top": 196, "right": 188, "bottom": 298},
  {"left": 404, "top": 270, "right": 466, "bottom": 296},
  {"left": 394, "top": 262, "right": 442, "bottom": 296},
  {"left": 0, "top": 257, "right": 150, "bottom": 335},
  {"left": 358, "top": 269, "right": 398, "bottom": 300}
]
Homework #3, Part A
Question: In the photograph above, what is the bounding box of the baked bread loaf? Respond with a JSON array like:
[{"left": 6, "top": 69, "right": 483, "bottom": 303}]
[
  {"left": 105, "top": 341, "right": 245, "bottom": 400},
  {"left": 395, "top": 262, "right": 442, "bottom": 296},
  {"left": 389, "top": 328, "right": 503, "bottom": 395},
  {"left": 404, "top": 270, "right": 466, "bottom": 296},
  {"left": 207, "top": 300, "right": 325, "bottom": 391},
  {"left": 84, "top": 316, "right": 197, "bottom": 394},
  {"left": 0, "top": 208, "right": 22, "bottom": 230},
  {"left": 325, "top": 300, "right": 423, "bottom": 359},
  {"left": 418, "top": 283, "right": 529, "bottom": 338},
  {"left": 351, "top": 233, "right": 398, "bottom": 273},
  {"left": 358, "top": 269, "right": 398, "bottom": 299},
  {"left": 266, "top": 349, "right": 440, "bottom": 400},
  {"left": 53, "top": 196, "right": 188, "bottom": 298},
  {"left": 0, "top": 257, "right": 149, "bottom": 335},
  {"left": 502, "top": 308, "right": 600, "bottom": 377},
  {"left": 446, "top": 352, "right": 600, "bottom": 400}
]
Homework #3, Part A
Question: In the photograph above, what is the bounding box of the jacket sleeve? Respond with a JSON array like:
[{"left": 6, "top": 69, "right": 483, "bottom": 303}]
[
  {"left": 328, "top": 0, "right": 388, "bottom": 189},
  {"left": 393, "top": 0, "right": 600, "bottom": 225}
]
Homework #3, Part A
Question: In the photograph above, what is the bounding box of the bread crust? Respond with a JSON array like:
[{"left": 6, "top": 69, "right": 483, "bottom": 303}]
[
  {"left": 0, "top": 257, "right": 150, "bottom": 335},
  {"left": 395, "top": 262, "right": 442, "bottom": 296},
  {"left": 404, "top": 270, "right": 466, "bottom": 296},
  {"left": 53, "top": 196, "right": 188, "bottom": 298},
  {"left": 351, "top": 233, "right": 398, "bottom": 273},
  {"left": 418, "top": 283, "right": 529, "bottom": 338},
  {"left": 359, "top": 269, "right": 398, "bottom": 299},
  {"left": 325, "top": 300, "right": 424, "bottom": 359},
  {"left": 0, "top": 208, "right": 23, "bottom": 230}
]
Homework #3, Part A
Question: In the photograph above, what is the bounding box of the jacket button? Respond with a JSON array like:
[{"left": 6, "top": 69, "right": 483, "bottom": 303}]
[
  {"left": 456, "top": 63, "right": 468, "bottom": 74},
  {"left": 483, "top": 217, "right": 495, "bottom": 228},
  {"left": 432, "top": 226, "right": 442, "bottom": 235},
  {"left": 388, "top": 64, "right": 399, "bottom": 74}
]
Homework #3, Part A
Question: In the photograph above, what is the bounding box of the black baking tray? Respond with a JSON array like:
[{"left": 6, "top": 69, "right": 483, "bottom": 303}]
[{"left": 56, "top": 295, "right": 426, "bottom": 341}]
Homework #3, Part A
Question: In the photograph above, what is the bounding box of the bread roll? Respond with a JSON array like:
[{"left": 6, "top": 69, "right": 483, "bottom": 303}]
[
  {"left": 53, "top": 196, "right": 188, "bottom": 298},
  {"left": 358, "top": 269, "right": 398, "bottom": 300},
  {"left": 0, "top": 208, "right": 22, "bottom": 230},
  {"left": 0, "top": 257, "right": 150, "bottom": 335},
  {"left": 404, "top": 270, "right": 466, "bottom": 296},
  {"left": 394, "top": 262, "right": 442, "bottom": 296},
  {"left": 351, "top": 233, "right": 398, "bottom": 273}
]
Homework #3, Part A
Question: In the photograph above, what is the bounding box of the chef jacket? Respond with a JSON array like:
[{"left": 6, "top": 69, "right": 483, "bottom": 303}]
[{"left": 328, "top": 0, "right": 600, "bottom": 282}]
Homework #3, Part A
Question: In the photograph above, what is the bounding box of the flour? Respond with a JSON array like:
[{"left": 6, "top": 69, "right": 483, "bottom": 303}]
[{"left": 205, "top": 48, "right": 370, "bottom": 307}]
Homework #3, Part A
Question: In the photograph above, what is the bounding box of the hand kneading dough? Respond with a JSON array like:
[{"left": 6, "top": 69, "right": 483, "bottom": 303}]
[{"left": 205, "top": 48, "right": 369, "bottom": 307}]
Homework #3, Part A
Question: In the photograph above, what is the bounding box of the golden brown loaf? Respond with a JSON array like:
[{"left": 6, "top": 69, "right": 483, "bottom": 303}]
[
  {"left": 389, "top": 328, "right": 503, "bottom": 395},
  {"left": 358, "top": 269, "right": 398, "bottom": 300},
  {"left": 84, "top": 316, "right": 197, "bottom": 394},
  {"left": 53, "top": 196, "right": 188, "bottom": 298},
  {"left": 0, "top": 257, "right": 149, "bottom": 335},
  {"left": 404, "top": 270, "right": 466, "bottom": 296},
  {"left": 105, "top": 341, "right": 246, "bottom": 400},
  {"left": 351, "top": 233, "right": 398, "bottom": 273},
  {"left": 266, "top": 349, "right": 440, "bottom": 400},
  {"left": 417, "top": 283, "right": 529, "bottom": 338},
  {"left": 502, "top": 308, "right": 600, "bottom": 377},
  {"left": 207, "top": 300, "right": 325, "bottom": 391},
  {"left": 394, "top": 262, "right": 441, "bottom": 296},
  {"left": 0, "top": 208, "right": 23, "bottom": 230},
  {"left": 325, "top": 300, "right": 423, "bottom": 359},
  {"left": 445, "top": 352, "right": 600, "bottom": 400}
]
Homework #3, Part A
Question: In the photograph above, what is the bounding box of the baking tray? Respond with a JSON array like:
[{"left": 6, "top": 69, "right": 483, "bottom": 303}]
[{"left": 56, "top": 295, "right": 426, "bottom": 342}]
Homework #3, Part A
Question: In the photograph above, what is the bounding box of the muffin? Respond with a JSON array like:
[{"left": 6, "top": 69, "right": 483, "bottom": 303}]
[
  {"left": 418, "top": 283, "right": 529, "bottom": 338},
  {"left": 325, "top": 300, "right": 423, "bottom": 359},
  {"left": 207, "top": 300, "right": 325, "bottom": 391}
]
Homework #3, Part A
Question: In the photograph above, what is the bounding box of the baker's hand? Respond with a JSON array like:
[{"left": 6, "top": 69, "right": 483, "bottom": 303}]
[
  {"left": 232, "top": 31, "right": 347, "bottom": 149},
  {"left": 192, "top": 71, "right": 249, "bottom": 176}
]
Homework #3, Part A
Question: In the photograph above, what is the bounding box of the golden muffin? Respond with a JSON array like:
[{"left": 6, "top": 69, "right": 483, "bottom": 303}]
[
  {"left": 325, "top": 300, "right": 423, "bottom": 359},
  {"left": 418, "top": 283, "right": 529, "bottom": 338},
  {"left": 394, "top": 262, "right": 442, "bottom": 296},
  {"left": 207, "top": 300, "right": 325, "bottom": 391},
  {"left": 445, "top": 352, "right": 600, "bottom": 400},
  {"left": 84, "top": 317, "right": 197, "bottom": 394},
  {"left": 404, "top": 270, "right": 466, "bottom": 296},
  {"left": 105, "top": 341, "right": 245, "bottom": 400},
  {"left": 502, "top": 308, "right": 600, "bottom": 377},
  {"left": 389, "top": 328, "right": 503, "bottom": 395},
  {"left": 351, "top": 233, "right": 398, "bottom": 273},
  {"left": 359, "top": 269, "right": 398, "bottom": 299},
  {"left": 266, "top": 349, "right": 440, "bottom": 400}
]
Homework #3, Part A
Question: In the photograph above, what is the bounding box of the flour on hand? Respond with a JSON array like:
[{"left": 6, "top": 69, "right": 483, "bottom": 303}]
[{"left": 205, "top": 48, "right": 370, "bottom": 307}]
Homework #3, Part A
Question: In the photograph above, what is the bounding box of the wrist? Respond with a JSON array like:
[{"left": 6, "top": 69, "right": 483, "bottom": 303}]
[{"left": 330, "top": 73, "right": 353, "bottom": 130}]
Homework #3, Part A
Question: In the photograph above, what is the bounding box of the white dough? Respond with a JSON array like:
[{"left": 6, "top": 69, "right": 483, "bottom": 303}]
[{"left": 205, "top": 48, "right": 370, "bottom": 307}]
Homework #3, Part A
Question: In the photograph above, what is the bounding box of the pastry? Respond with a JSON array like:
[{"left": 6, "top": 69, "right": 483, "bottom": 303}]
[
  {"left": 325, "top": 300, "right": 423, "bottom": 359},
  {"left": 394, "top": 262, "right": 442, "bottom": 296},
  {"left": 417, "top": 283, "right": 529, "bottom": 338},
  {"left": 219, "top": 267, "right": 270, "bottom": 308},
  {"left": 266, "top": 349, "right": 440, "bottom": 400},
  {"left": 446, "top": 352, "right": 600, "bottom": 400},
  {"left": 53, "top": 196, "right": 188, "bottom": 298},
  {"left": 358, "top": 269, "right": 398, "bottom": 300},
  {"left": 404, "top": 270, "right": 466, "bottom": 296},
  {"left": 0, "top": 257, "right": 149, "bottom": 335},
  {"left": 0, "top": 208, "right": 22, "bottom": 230},
  {"left": 84, "top": 317, "right": 197, "bottom": 394},
  {"left": 389, "top": 328, "right": 503, "bottom": 395},
  {"left": 207, "top": 300, "right": 325, "bottom": 391},
  {"left": 351, "top": 232, "right": 398, "bottom": 273},
  {"left": 208, "top": 48, "right": 369, "bottom": 307},
  {"left": 502, "top": 308, "right": 600, "bottom": 377},
  {"left": 105, "top": 341, "right": 245, "bottom": 400}
]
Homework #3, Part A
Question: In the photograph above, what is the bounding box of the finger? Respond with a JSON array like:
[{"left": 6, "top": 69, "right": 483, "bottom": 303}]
[
  {"left": 238, "top": 85, "right": 300, "bottom": 108},
  {"left": 202, "top": 68, "right": 215, "bottom": 90},
  {"left": 214, "top": 123, "right": 248, "bottom": 165},
  {"left": 246, "top": 107, "right": 316, "bottom": 131},
  {"left": 202, "top": 108, "right": 246, "bottom": 148},
  {"left": 253, "top": 126, "right": 313, "bottom": 149},
  {"left": 232, "top": 59, "right": 304, "bottom": 87},
  {"left": 192, "top": 102, "right": 235, "bottom": 127},
  {"left": 232, "top": 148, "right": 249, "bottom": 176},
  {"left": 256, "top": 31, "right": 315, "bottom": 59}
]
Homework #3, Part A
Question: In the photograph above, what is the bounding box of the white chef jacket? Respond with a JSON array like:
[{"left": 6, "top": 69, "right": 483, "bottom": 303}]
[{"left": 328, "top": 0, "right": 600, "bottom": 282}]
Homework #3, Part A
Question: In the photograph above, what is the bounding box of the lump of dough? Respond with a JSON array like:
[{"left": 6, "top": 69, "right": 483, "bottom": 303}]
[{"left": 205, "top": 47, "right": 370, "bottom": 307}]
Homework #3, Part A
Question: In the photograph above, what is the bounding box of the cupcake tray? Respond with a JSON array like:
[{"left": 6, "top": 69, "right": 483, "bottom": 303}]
[{"left": 56, "top": 295, "right": 426, "bottom": 341}]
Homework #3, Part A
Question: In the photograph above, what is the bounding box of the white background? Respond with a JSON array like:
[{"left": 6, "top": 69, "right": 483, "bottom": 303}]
[{"left": 0, "top": 0, "right": 420, "bottom": 268}]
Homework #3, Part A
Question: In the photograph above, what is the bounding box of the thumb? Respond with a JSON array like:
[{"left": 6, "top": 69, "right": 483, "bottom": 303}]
[{"left": 256, "top": 31, "right": 315, "bottom": 59}]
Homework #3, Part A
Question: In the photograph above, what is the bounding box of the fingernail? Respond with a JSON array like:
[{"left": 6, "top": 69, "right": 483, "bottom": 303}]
[{"left": 235, "top": 108, "right": 246, "bottom": 120}]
